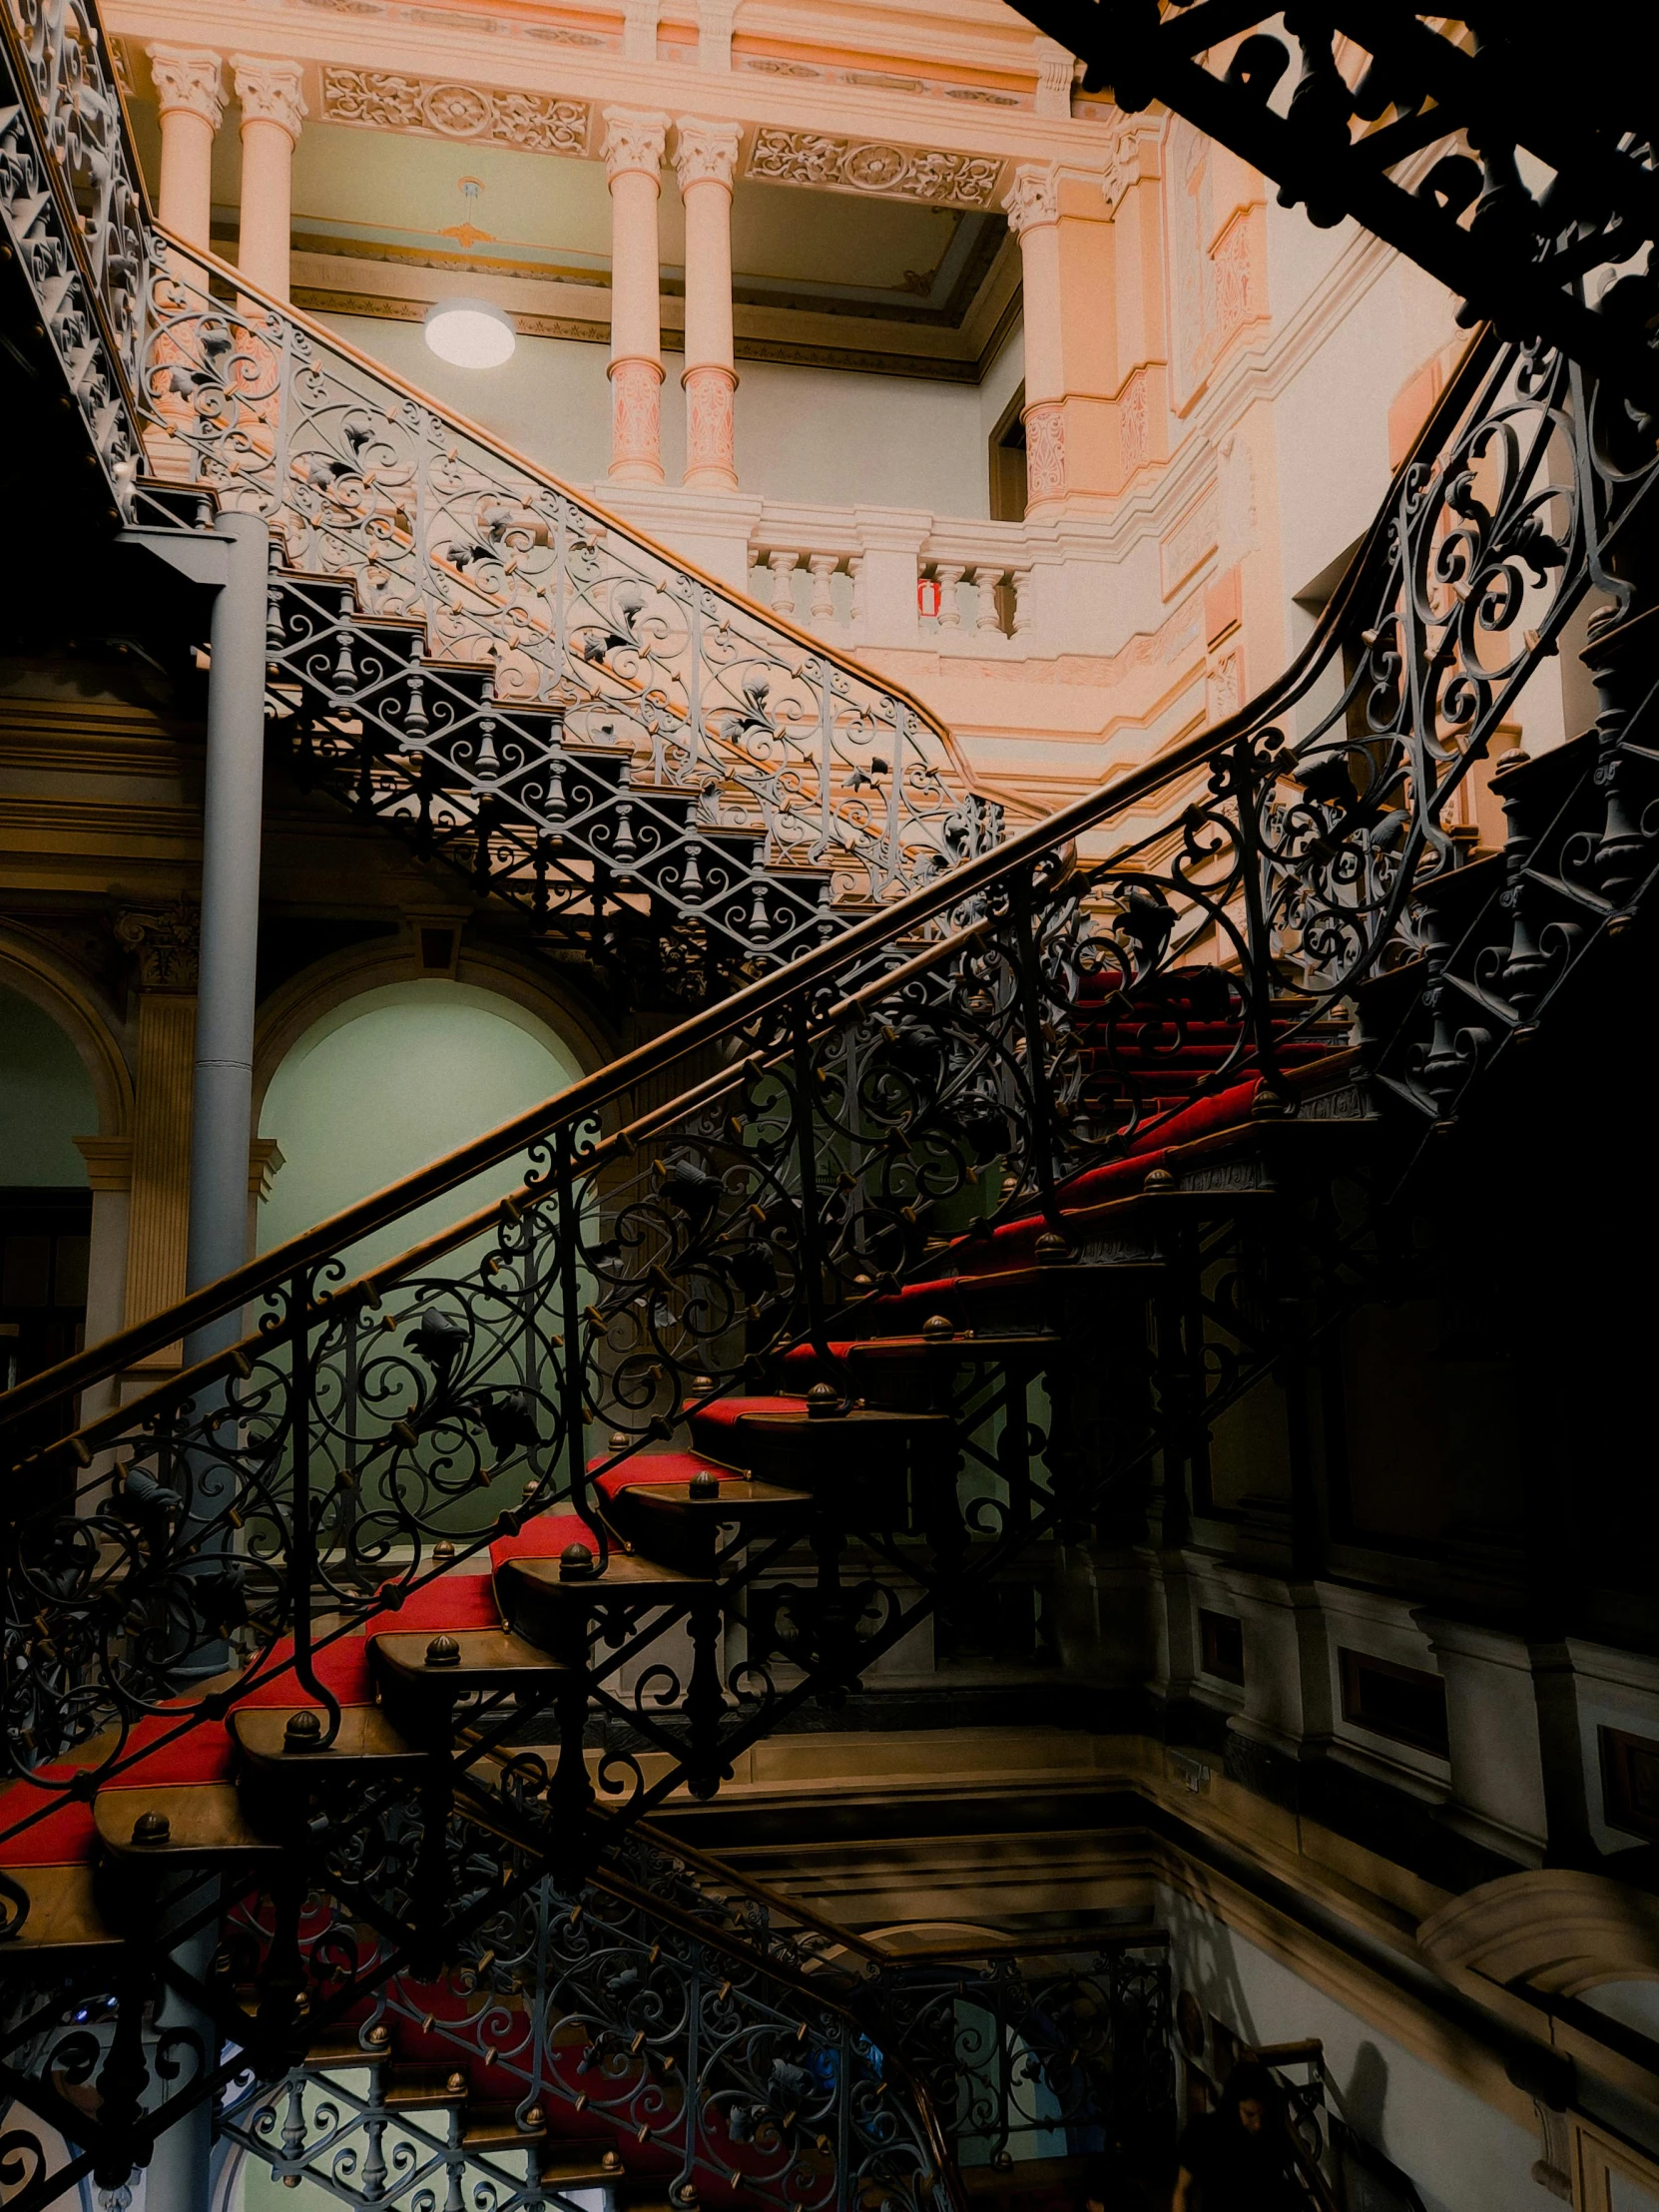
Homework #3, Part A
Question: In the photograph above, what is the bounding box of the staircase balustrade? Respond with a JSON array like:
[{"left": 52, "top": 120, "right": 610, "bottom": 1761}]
[
  {"left": 138, "top": 245, "right": 990, "bottom": 964},
  {"left": 0, "top": 0, "right": 149, "bottom": 506},
  {"left": 5, "top": 313, "right": 1652, "bottom": 1857}
]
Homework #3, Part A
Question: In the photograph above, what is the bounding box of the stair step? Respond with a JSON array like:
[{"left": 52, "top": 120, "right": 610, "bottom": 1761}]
[
  {"left": 541, "top": 2141, "right": 628, "bottom": 2186},
  {"left": 462, "top": 2103, "right": 548, "bottom": 2150},
  {"left": 607, "top": 1468, "right": 813, "bottom": 1572},
  {"left": 303, "top": 2032, "right": 390, "bottom": 2069},
  {"left": 232, "top": 1703, "right": 426, "bottom": 1775},
  {"left": 498, "top": 1549, "right": 714, "bottom": 1659},
  {"left": 687, "top": 1397, "right": 953, "bottom": 1486},
  {"left": 0, "top": 1864, "right": 120, "bottom": 1963},
  {"left": 370, "top": 1628, "right": 570, "bottom": 1701},
  {"left": 385, "top": 2065, "right": 470, "bottom": 2109},
  {"left": 93, "top": 1782, "right": 279, "bottom": 1866}
]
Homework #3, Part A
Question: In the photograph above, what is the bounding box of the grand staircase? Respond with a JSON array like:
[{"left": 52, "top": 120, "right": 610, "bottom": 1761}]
[
  {"left": 137, "top": 257, "right": 996, "bottom": 1004},
  {"left": 7, "top": 3, "right": 1659, "bottom": 2208}
]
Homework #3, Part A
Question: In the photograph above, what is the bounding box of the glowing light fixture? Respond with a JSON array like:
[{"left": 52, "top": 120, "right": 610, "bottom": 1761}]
[{"left": 424, "top": 298, "right": 516, "bottom": 368}]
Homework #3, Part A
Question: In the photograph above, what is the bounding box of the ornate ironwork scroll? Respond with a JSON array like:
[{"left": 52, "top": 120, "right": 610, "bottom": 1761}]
[
  {"left": 138, "top": 249, "right": 987, "bottom": 946},
  {"left": 0, "top": 0, "right": 150, "bottom": 508}
]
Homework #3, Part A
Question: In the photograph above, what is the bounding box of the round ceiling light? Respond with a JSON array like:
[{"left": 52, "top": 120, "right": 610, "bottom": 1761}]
[{"left": 423, "top": 298, "right": 516, "bottom": 368}]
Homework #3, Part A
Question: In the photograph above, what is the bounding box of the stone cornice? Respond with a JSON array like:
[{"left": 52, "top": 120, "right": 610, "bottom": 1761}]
[{"left": 110, "top": 1, "right": 1114, "bottom": 171}]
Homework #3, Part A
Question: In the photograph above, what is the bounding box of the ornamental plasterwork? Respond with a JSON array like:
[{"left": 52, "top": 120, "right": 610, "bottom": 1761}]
[
  {"left": 1101, "top": 109, "right": 1167, "bottom": 214},
  {"left": 115, "top": 901, "right": 201, "bottom": 991},
  {"left": 232, "top": 56, "right": 307, "bottom": 139},
  {"left": 147, "top": 45, "right": 223, "bottom": 127},
  {"left": 674, "top": 116, "right": 742, "bottom": 192},
  {"left": 1002, "top": 163, "right": 1058, "bottom": 235},
  {"left": 601, "top": 106, "right": 670, "bottom": 182},
  {"left": 320, "top": 66, "right": 590, "bottom": 156},
  {"left": 745, "top": 128, "right": 1002, "bottom": 210}
]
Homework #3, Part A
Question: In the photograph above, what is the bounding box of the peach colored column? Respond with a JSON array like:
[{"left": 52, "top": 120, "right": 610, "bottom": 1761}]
[
  {"left": 231, "top": 57, "right": 306, "bottom": 302},
  {"left": 674, "top": 118, "right": 742, "bottom": 492},
  {"left": 603, "top": 108, "right": 671, "bottom": 486},
  {"left": 1004, "top": 165, "right": 1065, "bottom": 512},
  {"left": 148, "top": 48, "right": 224, "bottom": 249}
]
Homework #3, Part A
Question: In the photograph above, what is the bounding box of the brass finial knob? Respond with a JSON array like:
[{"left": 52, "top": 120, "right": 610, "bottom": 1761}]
[
  {"left": 559, "top": 1542, "right": 597, "bottom": 1580},
  {"left": 689, "top": 1468, "right": 721, "bottom": 1500},
  {"left": 921, "top": 1315, "right": 954, "bottom": 1341},
  {"left": 806, "top": 1382, "right": 840, "bottom": 1419},
  {"left": 132, "top": 1810, "right": 171, "bottom": 1846},
  {"left": 283, "top": 1710, "right": 323, "bottom": 1750},
  {"left": 425, "top": 1633, "right": 462, "bottom": 1667}
]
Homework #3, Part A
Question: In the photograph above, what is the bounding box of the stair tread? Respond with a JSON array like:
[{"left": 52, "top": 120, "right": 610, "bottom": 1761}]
[
  {"left": 93, "top": 1781, "right": 279, "bottom": 1862},
  {"left": 502, "top": 1551, "right": 714, "bottom": 1596},
  {"left": 370, "top": 1627, "right": 570, "bottom": 1692},
  {"left": 0, "top": 1863, "right": 119, "bottom": 1958},
  {"left": 612, "top": 1475, "right": 813, "bottom": 1509},
  {"left": 232, "top": 1703, "right": 426, "bottom": 1772}
]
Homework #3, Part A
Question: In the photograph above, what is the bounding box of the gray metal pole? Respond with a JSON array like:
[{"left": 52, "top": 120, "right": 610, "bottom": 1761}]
[
  {"left": 185, "top": 508, "right": 272, "bottom": 1352},
  {"left": 142, "top": 1909, "right": 220, "bottom": 2212},
  {"left": 137, "top": 511, "right": 270, "bottom": 2212}
]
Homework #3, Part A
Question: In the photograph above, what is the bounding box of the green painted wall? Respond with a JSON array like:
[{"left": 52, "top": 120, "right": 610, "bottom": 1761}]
[
  {"left": 257, "top": 981, "right": 584, "bottom": 1273},
  {"left": 0, "top": 985, "right": 95, "bottom": 1187}
]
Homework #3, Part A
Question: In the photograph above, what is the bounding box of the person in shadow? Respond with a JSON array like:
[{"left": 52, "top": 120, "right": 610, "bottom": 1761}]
[{"left": 1171, "top": 2062, "right": 1301, "bottom": 2212}]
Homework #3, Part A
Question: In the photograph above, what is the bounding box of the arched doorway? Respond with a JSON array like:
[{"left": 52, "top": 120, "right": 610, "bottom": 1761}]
[{"left": 257, "top": 979, "right": 586, "bottom": 1273}]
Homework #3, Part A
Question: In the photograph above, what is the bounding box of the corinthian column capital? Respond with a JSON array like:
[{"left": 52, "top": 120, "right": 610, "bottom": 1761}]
[
  {"left": 148, "top": 45, "right": 224, "bottom": 128},
  {"left": 1003, "top": 162, "right": 1059, "bottom": 236},
  {"left": 602, "top": 107, "right": 670, "bottom": 185},
  {"left": 673, "top": 117, "right": 742, "bottom": 194},
  {"left": 232, "top": 55, "right": 307, "bottom": 142}
]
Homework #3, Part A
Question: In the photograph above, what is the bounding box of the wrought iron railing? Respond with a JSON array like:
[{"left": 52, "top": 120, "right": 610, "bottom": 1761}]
[
  {"left": 872, "top": 1938, "right": 1175, "bottom": 2181},
  {"left": 7, "top": 310, "right": 1656, "bottom": 1879},
  {"left": 9, "top": 0, "right": 994, "bottom": 971},
  {"left": 0, "top": 0, "right": 150, "bottom": 506},
  {"left": 141, "top": 243, "right": 993, "bottom": 953},
  {"left": 1008, "top": 3, "right": 1659, "bottom": 409},
  {"left": 0, "top": 1820, "right": 956, "bottom": 2212}
]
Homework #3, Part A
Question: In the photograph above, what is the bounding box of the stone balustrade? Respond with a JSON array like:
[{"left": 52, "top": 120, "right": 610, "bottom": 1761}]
[{"left": 742, "top": 512, "right": 1043, "bottom": 648}]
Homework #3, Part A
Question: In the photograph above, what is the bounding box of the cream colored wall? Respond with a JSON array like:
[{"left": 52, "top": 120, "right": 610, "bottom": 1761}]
[
  {"left": 1162, "top": 1886, "right": 1565, "bottom": 2212},
  {"left": 317, "top": 311, "right": 1000, "bottom": 516}
]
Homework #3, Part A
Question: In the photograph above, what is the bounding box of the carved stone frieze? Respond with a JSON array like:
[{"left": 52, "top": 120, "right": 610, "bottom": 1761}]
[
  {"left": 745, "top": 128, "right": 1002, "bottom": 210},
  {"left": 319, "top": 66, "right": 590, "bottom": 156},
  {"left": 115, "top": 900, "right": 200, "bottom": 991}
]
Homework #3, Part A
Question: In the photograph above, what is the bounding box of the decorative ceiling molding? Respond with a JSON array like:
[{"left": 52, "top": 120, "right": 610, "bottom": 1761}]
[
  {"left": 745, "top": 127, "right": 1003, "bottom": 210},
  {"left": 318, "top": 65, "right": 591, "bottom": 156}
]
